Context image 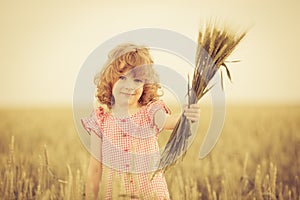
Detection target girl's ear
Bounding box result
[110,96,115,106]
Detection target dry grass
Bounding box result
[0,104,299,199]
[159,22,246,172]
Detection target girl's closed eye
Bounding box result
[119,75,126,80]
[134,79,143,83]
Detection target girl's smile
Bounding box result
[120,92,137,96]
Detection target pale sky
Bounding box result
[1,0,299,107]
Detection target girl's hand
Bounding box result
[183,104,201,123]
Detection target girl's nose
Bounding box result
[124,79,135,90]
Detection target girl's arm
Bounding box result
[86,157,102,199]
[154,104,201,130]
[85,133,102,200]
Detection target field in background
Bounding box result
[0,104,299,199]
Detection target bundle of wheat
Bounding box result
[157,21,247,173]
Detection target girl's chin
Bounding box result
[115,100,139,106]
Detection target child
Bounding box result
[81,43,200,199]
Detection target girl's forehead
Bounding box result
[123,70,144,79]
[123,66,148,76]
[122,72,134,77]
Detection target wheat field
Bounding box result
[0,104,299,199]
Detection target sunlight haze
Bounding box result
[1,0,299,107]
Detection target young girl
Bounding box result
[81,43,200,199]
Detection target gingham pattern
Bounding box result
[81,100,171,199]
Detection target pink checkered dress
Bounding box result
[81,100,171,199]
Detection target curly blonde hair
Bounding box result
[94,43,162,109]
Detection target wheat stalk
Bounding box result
[255,165,263,200]
[65,164,73,200]
[5,136,15,200]
[270,162,277,196]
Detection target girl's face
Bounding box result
[112,72,144,108]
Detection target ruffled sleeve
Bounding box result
[80,107,105,138]
[147,100,171,133]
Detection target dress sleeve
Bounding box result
[147,100,171,133]
[80,108,104,138]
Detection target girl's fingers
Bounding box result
[184,104,200,113]
[184,113,200,120]
[184,111,200,116]
[184,108,200,113]
[183,103,200,109]
[183,104,201,122]
[189,104,201,109]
